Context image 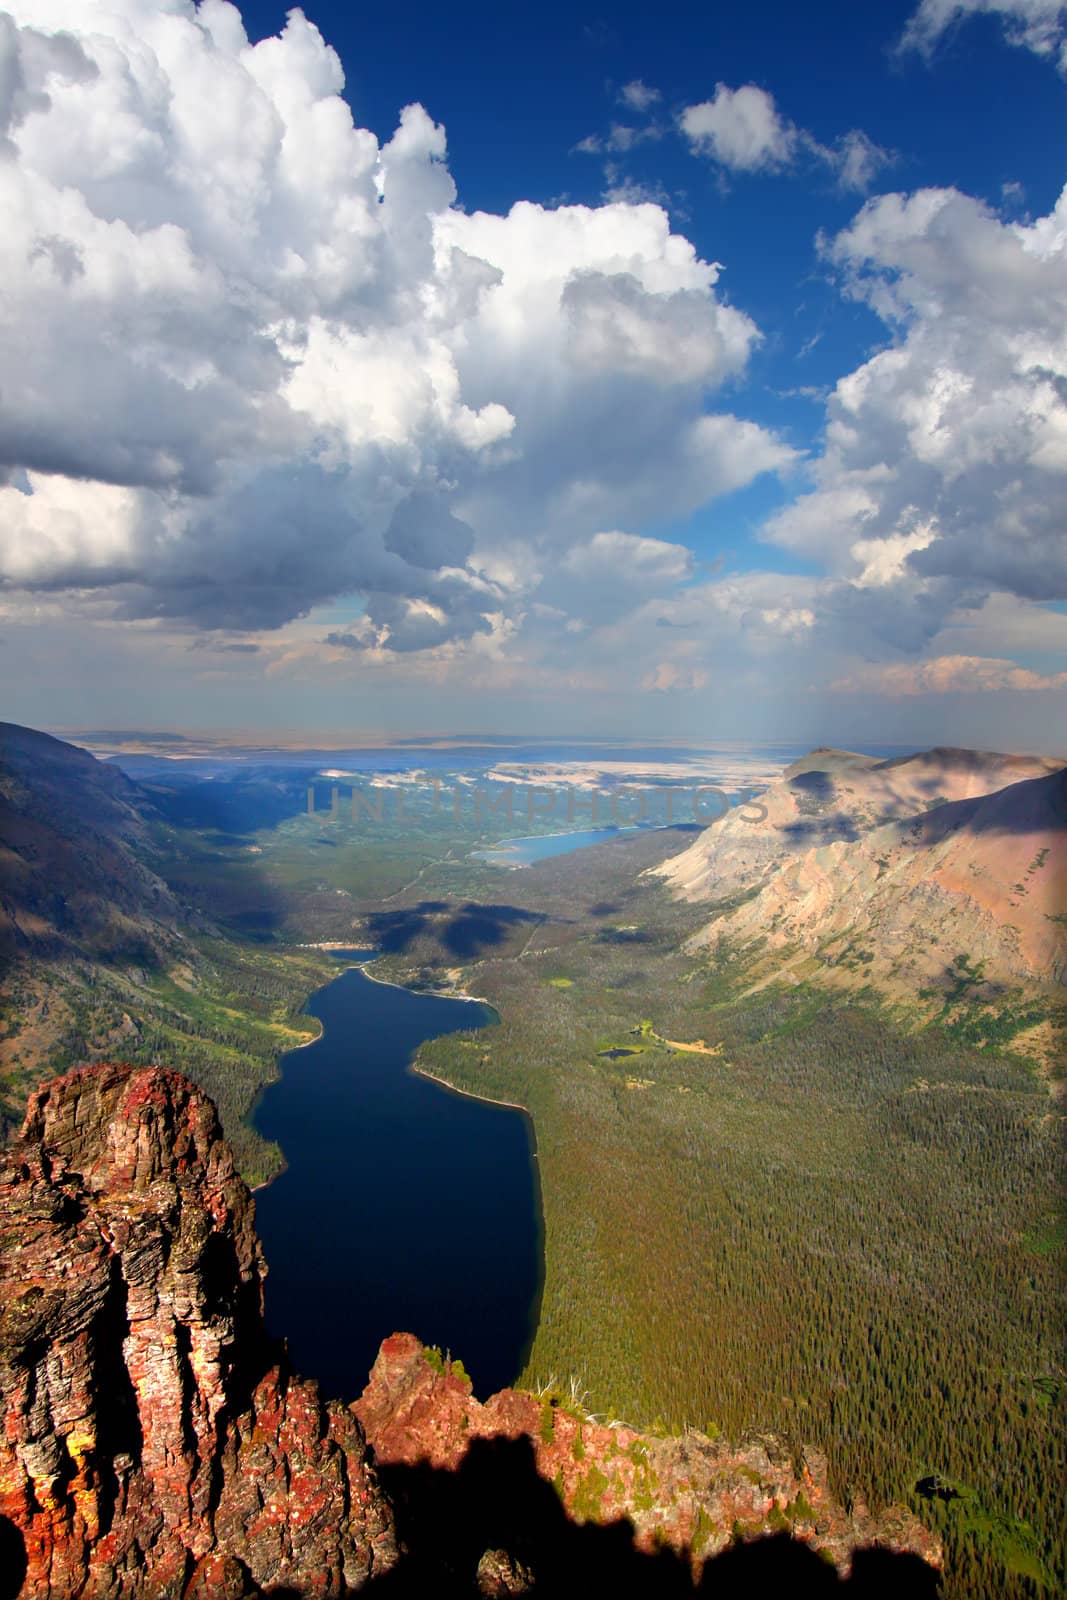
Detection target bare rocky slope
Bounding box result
[654,747,1066,1018]
[0,1062,940,1597]
[655,747,1064,906]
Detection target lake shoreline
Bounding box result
[355,959,497,1010]
[412,1062,532,1124]
[412,1059,546,1381]
[250,958,543,1398]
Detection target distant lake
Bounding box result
[472,823,662,867]
[252,957,540,1402]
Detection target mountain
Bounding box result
[0,1061,940,1597]
[0,721,185,965]
[658,748,1067,1040]
[654,746,1064,905]
[0,721,197,1136]
[0,725,328,1179]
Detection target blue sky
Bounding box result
[235,0,1065,472]
[1,0,1066,746]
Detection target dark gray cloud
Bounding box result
[384,493,476,570]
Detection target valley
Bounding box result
[1,725,1064,1598]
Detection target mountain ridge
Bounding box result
[655,746,1066,1043]
[0,723,331,1177]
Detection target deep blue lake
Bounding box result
[252,957,541,1403]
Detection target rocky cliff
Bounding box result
[355,1333,939,1592]
[0,1063,396,1598]
[0,1062,940,1597]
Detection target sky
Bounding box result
[1,0,1066,748]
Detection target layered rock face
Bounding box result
[0,1063,396,1598]
[355,1333,940,1590]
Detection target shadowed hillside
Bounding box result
[0,725,331,1176]
[0,721,185,966]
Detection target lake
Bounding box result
[471,823,661,867]
[252,956,541,1403]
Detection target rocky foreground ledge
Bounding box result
[355,1333,940,1588]
[0,1064,939,1596]
[0,1064,397,1598]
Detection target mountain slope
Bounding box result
[691,763,1065,974]
[0,725,329,1177]
[654,746,1064,905]
[681,761,1066,1053]
[0,721,184,965]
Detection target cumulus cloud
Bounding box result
[764,182,1067,656]
[832,654,1067,694]
[679,84,893,191]
[618,79,661,113]
[0,10,95,147]
[902,0,1067,72]
[0,0,788,648]
[680,84,796,172]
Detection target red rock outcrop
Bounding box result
[0,1063,396,1598]
[355,1332,940,1585]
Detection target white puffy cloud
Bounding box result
[680,84,796,172]
[679,84,893,192]
[432,202,794,544]
[764,182,1067,654]
[0,9,95,147]
[902,0,1067,72]
[0,0,788,646]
